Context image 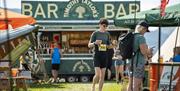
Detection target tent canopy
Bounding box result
[146,12,180,26]
[114,3,180,28]
[0,8,36,30]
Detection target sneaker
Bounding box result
[120,79,124,84]
[51,78,55,83]
[47,78,52,83]
[116,80,119,84]
[55,78,59,83]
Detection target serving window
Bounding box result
[38,30,127,54]
[62,31,92,53]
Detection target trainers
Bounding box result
[51,78,55,83]
[120,79,124,84]
[116,80,119,84]
[55,78,59,83]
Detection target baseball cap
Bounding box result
[138,21,150,32]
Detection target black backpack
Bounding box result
[118,32,135,60]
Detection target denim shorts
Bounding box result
[114,60,124,66]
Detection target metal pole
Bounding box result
[157,23,161,90]
[157,1,163,89]
[168,18,180,91]
[3,0,13,90]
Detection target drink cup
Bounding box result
[11,68,18,77]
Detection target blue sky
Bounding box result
[0,0,179,11]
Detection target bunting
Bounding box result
[160,0,169,16]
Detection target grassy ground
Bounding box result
[29,81,128,91]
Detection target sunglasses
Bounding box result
[102,24,108,28]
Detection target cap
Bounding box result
[99,18,109,26]
[138,21,150,32]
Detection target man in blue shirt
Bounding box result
[51,42,62,83]
[172,47,180,62]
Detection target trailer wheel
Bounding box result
[67,76,76,83]
[142,88,149,91]
[80,76,89,82]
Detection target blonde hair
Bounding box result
[174,46,180,55]
[54,42,58,47]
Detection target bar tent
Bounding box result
[145,6,180,91]
[146,11,180,61]
[114,3,180,28]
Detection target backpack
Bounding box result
[118,32,135,60]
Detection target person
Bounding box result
[170,46,180,62]
[19,53,31,71]
[50,42,62,83]
[88,18,111,91]
[112,40,124,84]
[106,39,114,80]
[127,21,153,91]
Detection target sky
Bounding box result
[0,0,180,11]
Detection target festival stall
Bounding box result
[146,7,180,91]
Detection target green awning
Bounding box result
[114,9,159,28]
[146,12,180,26]
[114,3,180,28]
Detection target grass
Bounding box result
[29,81,128,91]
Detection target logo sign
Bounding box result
[72,60,91,72]
[22,0,140,20]
[159,66,179,90]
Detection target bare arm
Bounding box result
[88,41,95,48]
[59,49,63,57]
[107,44,114,49]
[50,49,53,58]
[140,43,153,59]
[88,32,96,48]
[88,39,104,48]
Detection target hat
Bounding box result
[99,18,109,26]
[138,21,150,32]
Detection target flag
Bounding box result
[160,0,169,16]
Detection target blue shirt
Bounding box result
[173,55,180,62]
[52,48,61,64]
